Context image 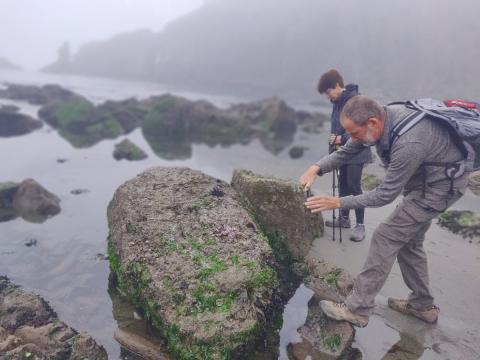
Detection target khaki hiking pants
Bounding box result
[345,175,469,316]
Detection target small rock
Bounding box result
[70,189,89,195]
[288,146,307,159]
[56,158,68,164]
[24,239,37,247]
[95,253,108,261]
[210,185,225,197]
[113,139,147,161]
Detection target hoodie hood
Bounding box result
[334,83,359,105]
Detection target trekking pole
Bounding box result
[331,168,336,242]
[336,168,343,243]
[329,142,337,242]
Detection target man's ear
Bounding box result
[367,117,381,127]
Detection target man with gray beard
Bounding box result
[299,95,469,327]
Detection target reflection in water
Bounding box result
[286,295,357,360]
[108,284,166,360]
[381,331,425,360]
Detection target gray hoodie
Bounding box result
[316,104,467,209]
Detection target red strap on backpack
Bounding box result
[444,99,477,109]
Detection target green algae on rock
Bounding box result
[107,167,287,359]
[113,139,148,161]
[438,210,480,239]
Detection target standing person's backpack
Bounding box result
[388,98,480,195]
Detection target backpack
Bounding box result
[388,98,480,195]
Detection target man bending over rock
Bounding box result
[299,95,470,327]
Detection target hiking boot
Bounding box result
[320,300,369,328]
[350,224,366,242]
[325,216,351,228]
[387,298,440,324]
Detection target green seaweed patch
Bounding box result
[261,230,293,265]
[438,210,480,239]
[324,268,342,288]
[324,334,341,352]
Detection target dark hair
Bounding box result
[341,95,385,126]
[317,69,344,94]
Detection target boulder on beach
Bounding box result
[231,169,324,262]
[0,179,61,223]
[38,96,124,148]
[0,276,107,359]
[107,167,287,359]
[0,84,77,105]
[0,108,42,137]
[113,139,148,161]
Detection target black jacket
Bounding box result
[330,84,372,165]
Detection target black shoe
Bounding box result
[325,217,351,228]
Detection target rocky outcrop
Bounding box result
[141,94,255,159]
[38,96,124,148]
[0,109,42,137]
[113,139,147,161]
[0,276,107,359]
[0,84,77,105]
[468,171,480,197]
[0,179,60,223]
[231,169,323,261]
[107,167,286,359]
[2,82,323,156]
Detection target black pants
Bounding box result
[338,163,365,224]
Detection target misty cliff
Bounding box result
[42,0,480,102]
[0,57,21,70]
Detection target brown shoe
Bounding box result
[388,298,439,324]
[320,300,369,328]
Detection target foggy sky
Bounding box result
[0,0,203,69]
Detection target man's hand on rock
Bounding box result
[305,194,341,213]
[299,164,321,191]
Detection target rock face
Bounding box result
[0,179,61,223]
[113,139,147,161]
[0,109,42,137]
[0,276,107,359]
[107,167,285,359]
[468,171,480,196]
[231,169,324,261]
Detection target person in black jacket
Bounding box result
[316,69,372,241]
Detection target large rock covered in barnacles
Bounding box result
[231,169,324,262]
[107,167,284,359]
